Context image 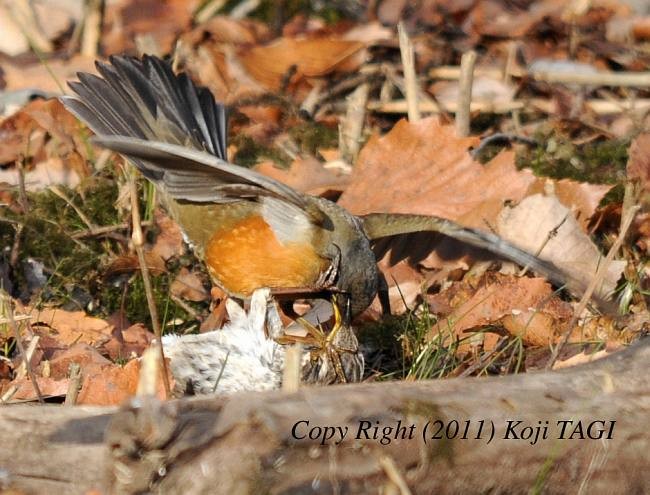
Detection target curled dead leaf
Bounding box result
[427,273,573,347]
[239,37,366,90]
[171,268,209,302]
[29,308,114,347]
[496,194,626,300]
[151,209,185,261]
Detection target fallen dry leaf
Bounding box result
[0,98,90,189]
[151,209,185,261]
[29,308,114,347]
[496,193,626,300]
[2,56,97,93]
[171,267,209,302]
[466,0,565,38]
[102,0,196,56]
[8,376,69,401]
[101,323,154,361]
[526,178,613,228]
[626,132,650,191]
[339,119,535,222]
[0,0,77,56]
[427,273,573,347]
[76,354,170,406]
[239,37,366,91]
[105,251,167,277]
[0,157,82,190]
[48,342,112,380]
[76,359,140,406]
[256,156,349,196]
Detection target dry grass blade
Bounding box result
[340,82,369,164]
[64,362,82,406]
[397,22,419,123]
[137,346,160,397]
[126,165,170,397]
[0,293,42,404]
[546,205,641,369]
[455,50,477,137]
[282,344,302,393]
[379,455,413,495]
[81,0,102,58]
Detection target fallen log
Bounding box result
[1,338,649,494]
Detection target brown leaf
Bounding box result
[171,268,209,302]
[466,0,565,38]
[255,157,349,196]
[496,194,626,299]
[151,209,185,261]
[9,376,69,401]
[105,251,167,277]
[0,99,90,189]
[102,0,195,56]
[2,56,97,93]
[526,178,613,228]
[427,273,573,347]
[101,323,154,361]
[339,119,535,223]
[29,308,114,347]
[76,359,141,406]
[238,37,366,90]
[627,132,650,191]
[48,343,112,380]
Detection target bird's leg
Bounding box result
[294,294,359,383]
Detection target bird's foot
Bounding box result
[294,295,363,384]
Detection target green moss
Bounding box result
[100,273,198,334]
[289,121,338,155]
[0,167,208,335]
[247,0,347,25]
[516,132,629,186]
[0,172,121,302]
[231,134,290,168]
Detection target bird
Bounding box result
[61,55,576,383]
[162,288,361,395]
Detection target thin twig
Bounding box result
[470,133,538,159]
[379,455,413,495]
[546,205,641,369]
[1,293,43,403]
[365,98,650,115]
[64,363,82,406]
[170,293,201,321]
[194,0,227,23]
[16,160,29,212]
[282,344,302,393]
[126,166,171,397]
[80,0,102,58]
[340,83,369,164]
[49,185,96,232]
[136,346,160,397]
[397,22,420,123]
[71,220,152,239]
[430,65,650,87]
[10,223,23,268]
[456,50,477,137]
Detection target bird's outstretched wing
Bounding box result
[61,55,309,210]
[360,212,591,301]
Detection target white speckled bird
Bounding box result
[162,288,362,395]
